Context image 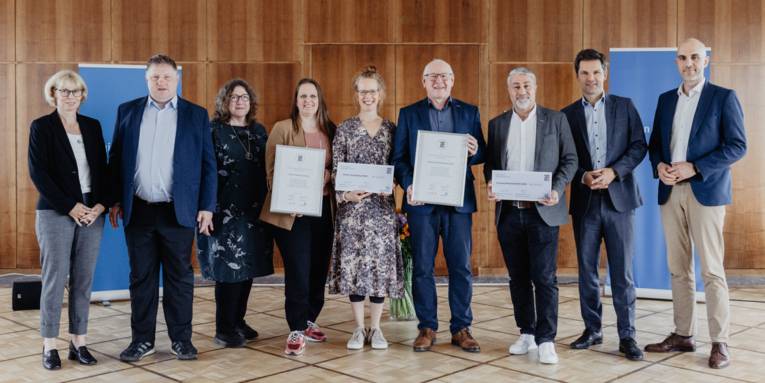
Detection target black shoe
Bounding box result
[570,330,603,349]
[236,322,259,341]
[119,341,155,362]
[68,342,98,365]
[171,341,198,360]
[214,332,246,348]
[619,337,644,361]
[42,348,61,370]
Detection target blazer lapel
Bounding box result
[174,98,187,169]
[688,82,714,145]
[497,111,511,170]
[533,107,547,171]
[572,101,592,165]
[605,95,617,163]
[416,98,431,134]
[662,92,679,159]
[50,111,77,165]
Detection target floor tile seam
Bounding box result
[485,361,569,383]
[312,363,377,383]
[238,365,315,383]
[421,362,487,383]
[655,357,753,383]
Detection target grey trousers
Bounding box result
[35,210,104,338]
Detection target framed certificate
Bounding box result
[335,162,394,194]
[270,145,326,216]
[491,170,552,201]
[412,130,468,207]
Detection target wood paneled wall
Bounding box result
[2,0,763,274]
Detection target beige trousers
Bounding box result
[660,183,730,342]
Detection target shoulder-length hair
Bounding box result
[289,78,335,139]
[213,78,258,125]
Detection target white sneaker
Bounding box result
[347,327,366,350]
[369,328,388,350]
[538,341,559,364]
[509,333,538,355]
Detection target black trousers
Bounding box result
[124,198,195,344]
[272,198,333,331]
[215,280,253,336]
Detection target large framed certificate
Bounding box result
[491,170,552,201]
[270,145,326,217]
[412,131,468,207]
[335,162,394,194]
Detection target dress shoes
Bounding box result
[68,342,98,365]
[413,328,436,352]
[709,342,731,369]
[451,328,480,353]
[42,348,61,370]
[214,332,247,348]
[619,338,644,361]
[569,330,603,349]
[644,333,696,352]
[236,322,259,341]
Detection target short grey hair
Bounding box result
[506,67,537,86]
[43,70,88,108]
[422,59,454,78]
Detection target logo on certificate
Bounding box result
[297,154,303,162]
[439,140,446,149]
[544,174,550,181]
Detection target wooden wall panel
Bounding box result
[0,0,14,62]
[16,0,110,62]
[679,0,765,63]
[398,0,485,43]
[584,0,677,54]
[113,0,206,62]
[0,65,15,268]
[16,64,78,268]
[491,0,583,62]
[310,45,396,122]
[207,0,302,62]
[305,0,396,43]
[178,62,207,110]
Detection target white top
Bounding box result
[134,96,178,203]
[506,107,537,172]
[671,78,705,163]
[66,133,92,193]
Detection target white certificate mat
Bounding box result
[491,170,552,201]
[412,131,468,207]
[270,145,326,216]
[335,162,394,194]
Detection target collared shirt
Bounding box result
[428,97,454,133]
[506,106,537,172]
[671,78,705,162]
[583,95,607,169]
[134,95,178,202]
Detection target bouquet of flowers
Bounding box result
[390,212,416,320]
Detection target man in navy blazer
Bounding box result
[108,54,216,362]
[561,49,647,361]
[393,59,485,353]
[644,38,746,369]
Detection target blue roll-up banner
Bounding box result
[78,64,183,301]
[607,48,709,300]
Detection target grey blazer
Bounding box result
[484,106,578,227]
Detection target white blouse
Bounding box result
[66,133,92,193]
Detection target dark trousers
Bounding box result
[215,280,253,336]
[497,205,559,344]
[124,198,195,344]
[408,207,473,334]
[573,192,636,339]
[272,198,333,331]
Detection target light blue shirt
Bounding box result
[134,96,178,202]
[583,95,607,169]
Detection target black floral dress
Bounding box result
[328,117,404,298]
[197,121,274,283]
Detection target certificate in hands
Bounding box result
[335,162,394,194]
[412,130,468,207]
[270,145,326,217]
[491,170,552,201]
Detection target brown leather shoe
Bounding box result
[413,328,436,352]
[709,342,731,369]
[644,333,696,352]
[451,328,480,353]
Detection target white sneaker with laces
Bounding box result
[509,333,538,355]
[347,327,366,350]
[369,328,388,349]
[538,341,559,364]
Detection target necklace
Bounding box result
[230,124,253,161]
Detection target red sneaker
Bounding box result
[284,331,305,356]
[304,321,327,342]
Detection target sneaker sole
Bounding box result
[214,337,246,348]
[284,346,305,356]
[371,343,389,350]
[119,348,155,362]
[305,336,326,343]
[170,348,197,360]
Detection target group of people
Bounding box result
[29,37,746,372]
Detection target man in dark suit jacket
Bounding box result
[392,59,486,353]
[484,67,577,364]
[108,54,216,362]
[561,49,647,361]
[644,38,746,370]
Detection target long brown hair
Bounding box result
[213,78,258,125]
[289,78,335,139]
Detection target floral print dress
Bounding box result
[328,117,404,298]
[197,121,274,283]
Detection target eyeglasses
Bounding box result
[55,88,83,97]
[424,73,453,82]
[230,94,251,103]
[357,89,379,96]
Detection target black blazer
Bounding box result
[28,110,108,214]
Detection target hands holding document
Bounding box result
[489,170,559,206]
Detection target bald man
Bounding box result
[645,38,747,369]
